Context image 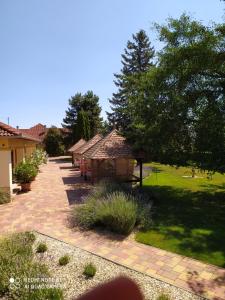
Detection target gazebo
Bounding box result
[68,138,86,167]
[83,129,141,184]
[72,134,102,175]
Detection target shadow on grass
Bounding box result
[140,185,225,267]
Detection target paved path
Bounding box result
[0,157,224,300]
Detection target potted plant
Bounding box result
[14,161,38,192]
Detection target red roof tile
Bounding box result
[68,139,86,152]
[83,129,133,159]
[0,121,41,142]
[74,134,103,155]
[20,123,47,141]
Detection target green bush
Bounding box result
[72,196,99,229]
[36,243,48,253]
[59,255,70,266]
[0,189,10,204]
[98,192,137,235]
[156,294,171,300]
[72,182,152,235]
[28,149,48,169]
[14,161,38,183]
[83,263,96,278]
[0,232,63,299]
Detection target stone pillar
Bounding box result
[0,150,12,194]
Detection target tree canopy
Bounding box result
[43,126,65,156]
[107,30,155,131]
[62,91,102,145]
[113,15,225,173]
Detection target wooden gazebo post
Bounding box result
[137,150,145,188]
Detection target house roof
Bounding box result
[68,138,86,152]
[0,121,41,142]
[20,124,70,142]
[74,134,103,155]
[83,129,133,159]
[20,123,47,141]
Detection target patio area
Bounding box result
[0,157,224,300]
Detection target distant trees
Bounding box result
[107,30,155,132]
[62,91,103,146]
[108,15,225,173]
[43,127,65,156]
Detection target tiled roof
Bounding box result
[74,134,102,155]
[68,139,86,152]
[83,129,133,159]
[0,121,41,142]
[20,123,47,141]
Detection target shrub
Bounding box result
[98,192,138,235]
[59,255,70,266]
[72,196,99,229]
[83,263,96,278]
[14,161,38,183]
[0,232,63,299]
[157,294,171,300]
[29,149,48,169]
[0,189,10,204]
[24,231,36,243]
[72,181,152,235]
[36,243,48,253]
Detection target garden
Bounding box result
[0,231,202,300]
[70,164,225,268]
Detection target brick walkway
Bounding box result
[0,157,224,300]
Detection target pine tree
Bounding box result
[76,110,91,141]
[62,91,102,146]
[107,30,154,131]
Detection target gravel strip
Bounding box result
[34,232,204,300]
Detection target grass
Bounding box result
[136,163,225,267]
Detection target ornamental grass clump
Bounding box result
[59,255,70,266]
[0,232,63,299]
[83,263,96,278]
[72,181,152,235]
[36,242,48,253]
[98,191,138,235]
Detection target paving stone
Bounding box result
[0,157,224,300]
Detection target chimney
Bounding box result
[16,126,19,129]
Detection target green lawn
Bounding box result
[136,163,225,267]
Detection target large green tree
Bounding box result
[107,30,155,131]
[76,109,91,141]
[125,14,225,173]
[62,91,102,145]
[43,126,65,156]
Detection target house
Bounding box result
[20,123,69,143]
[0,121,41,195]
[68,138,86,166]
[82,129,136,183]
[72,134,102,175]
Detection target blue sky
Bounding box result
[0,0,224,128]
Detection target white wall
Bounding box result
[0,150,12,194]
